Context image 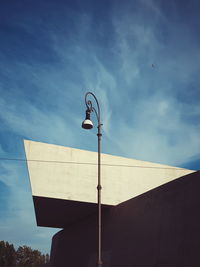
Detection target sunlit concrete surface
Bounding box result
[24,139,194,206]
[24,140,194,228]
[24,140,198,265]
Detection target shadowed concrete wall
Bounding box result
[49,171,200,267]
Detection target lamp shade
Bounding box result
[82,119,93,129]
[82,109,93,129]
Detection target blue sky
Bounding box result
[0,0,200,254]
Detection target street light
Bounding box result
[82,92,103,267]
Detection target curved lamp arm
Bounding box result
[85,92,101,127]
[82,91,103,266]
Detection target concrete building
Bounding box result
[24,140,200,267]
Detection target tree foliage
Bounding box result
[0,241,16,267]
[0,240,49,267]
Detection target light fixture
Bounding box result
[82,109,93,129]
[82,92,103,267]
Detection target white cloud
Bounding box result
[0,94,77,147]
[103,0,200,167]
[110,94,200,166]
[0,0,200,255]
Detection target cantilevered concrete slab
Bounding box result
[24,140,194,228]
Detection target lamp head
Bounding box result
[82,109,93,129]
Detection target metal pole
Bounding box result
[97,124,102,267]
[83,92,103,266]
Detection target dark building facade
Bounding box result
[49,171,200,267]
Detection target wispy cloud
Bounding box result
[0,0,200,254]
[105,0,200,165]
[0,96,76,147]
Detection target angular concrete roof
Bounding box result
[24,140,195,228]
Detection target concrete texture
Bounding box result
[24,140,199,266]
[24,140,194,227]
[49,171,200,267]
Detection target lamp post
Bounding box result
[82,92,103,267]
